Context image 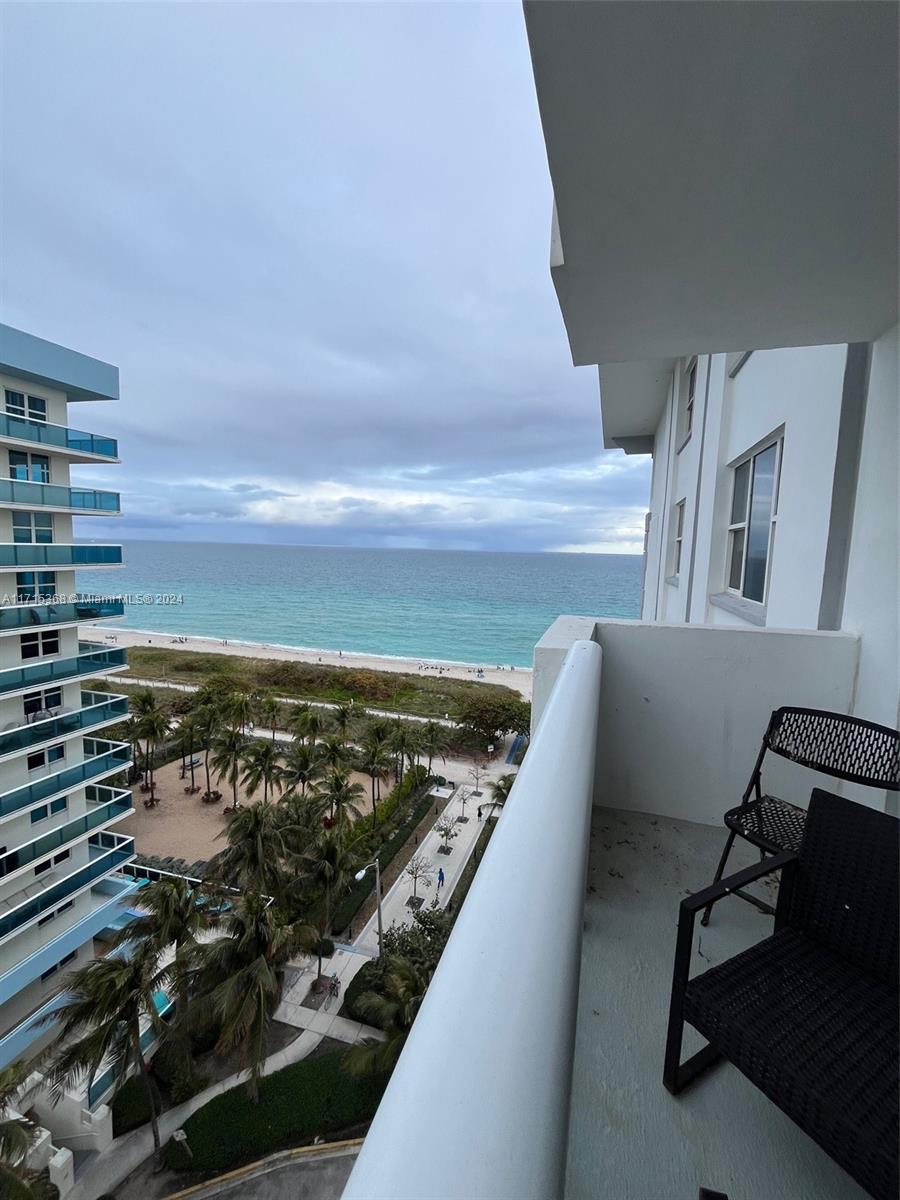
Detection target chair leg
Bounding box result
[700,829,737,927]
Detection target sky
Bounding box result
[0,2,651,554]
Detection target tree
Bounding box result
[390,722,420,786]
[434,815,459,853]
[318,734,349,775]
[456,693,531,745]
[487,771,517,818]
[315,769,365,830]
[281,740,324,798]
[403,853,434,901]
[122,715,144,785]
[228,690,256,736]
[241,739,283,804]
[209,800,291,900]
[467,762,485,796]
[190,894,316,1098]
[42,948,170,1161]
[192,702,223,799]
[210,726,246,811]
[341,957,431,1078]
[258,692,281,742]
[139,707,170,797]
[420,720,449,779]
[303,830,361,976]
[175,714,199,793]
[0,1059,52,1200]
[290,704,324,745]
[356,740,391,830]
[331,701,353,739]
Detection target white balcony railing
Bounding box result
[342,639,602,1200]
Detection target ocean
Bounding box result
[77,541,642,668]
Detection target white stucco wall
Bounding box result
[534,617,863,824]
[842,324,900,737]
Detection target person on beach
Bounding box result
[437,867,445,889]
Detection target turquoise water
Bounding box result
[78,542,642,668]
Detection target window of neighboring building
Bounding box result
[685,359,697,435]
[727,438,782,604]
[673,500,686,577]
[53,849,69,865]
[8,450,50,483]
[16,572,56,602]
[20,630,60,660]
[34,858,52,876]
[5,390,47,422]
[26,744,65,772]
[23,687,63,719]
[12,511,53,544]
[677,358,698,450]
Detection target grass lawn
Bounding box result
[166,1048,387,1173]
[123,646,519,719]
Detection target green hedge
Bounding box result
[111,1074,162,1137]
[165,1050,387,1172]
[331,783,436,936]
[341,959,381,1025]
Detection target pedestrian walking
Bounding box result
[437,867,445,889]
[477,806,482,821]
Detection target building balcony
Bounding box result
[0,411,118,462]
[0,738,131,820]
[0,785,132,883]
[0,832,135,947]
[0,991,68,1072]
[0,478,120,514]
[0,596,125,637]
[0,690,129,761]
[343,619,871,1200]
[0,642,127,698]
[0,873,139,1006]
[0,544,123,570]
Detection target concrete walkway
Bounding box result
[274,944,384,1045]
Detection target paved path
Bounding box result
[274,944,384,1044]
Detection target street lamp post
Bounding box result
[355,859,383,957]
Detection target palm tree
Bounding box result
[175,714,199,792]
[42,948,169,1161]
[303,829,360,977]
[301,707,325,745]
[192,703,222,799]
[287,702,312,742]
[122,715,144,785]
[331,701,353,739]
[487,771,517,817]
[190,894,316,1097]
[390,722,420,786]
[281,740,324,799]
[318,734,349,775]
[209,800,292,900]
[210,726,246,811]
[420,720,449,779]
[341,957,430,1078]
[228,690,256,736]
[241,739,283,804]
[0,1059,50,1200]
[130,689,159,786]
[258,693,281,742]
[139,707,170,798]
[356,741,392,829]
[315,769,365,830]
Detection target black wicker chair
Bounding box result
[701,707,899,926]
[664,789,899,1200]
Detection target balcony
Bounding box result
[0,411,118,462]
[0,991,68,1072]
[0,596,125,636]
[0,738,131,820]
[0,873,140,1005]
[0,544,123,570]
[343,621,870,1200]
[0,690,129,760]
[0,642,127,697]
[0,832,135,946]
[0,785,133,880]
[0,478,120,514]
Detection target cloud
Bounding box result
[3,3,651,553]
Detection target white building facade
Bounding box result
[0,325,136,1189]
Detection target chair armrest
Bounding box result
[680,850,797,916]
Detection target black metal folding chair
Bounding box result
[700,706,899,927]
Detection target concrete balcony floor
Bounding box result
[567,807,868,1200]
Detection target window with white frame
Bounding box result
[5,389,48,422]
[20,630,60,660]
[727,438,782,604]
[685,359,697,436]
[673,499,686,577]
[12,511,53,544]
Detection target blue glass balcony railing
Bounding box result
[0,412,117,459]
[0,643,127,696]
[0,738,131,818]
[88,987,174,1106]
[0,597,125,633]
[0,786,132,877]
[0,479,120,513]
[0,834,135,944]
[0,545,123,568]
[0,691,129,758]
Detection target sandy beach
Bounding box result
[84,625,533,700]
